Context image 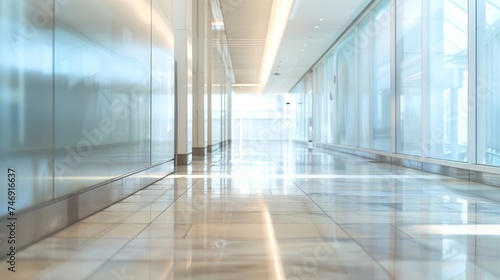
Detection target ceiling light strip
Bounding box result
[259,0,295,88]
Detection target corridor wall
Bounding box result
[0,0,175,253]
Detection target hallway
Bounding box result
[12,141,500,279]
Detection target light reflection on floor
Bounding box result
[8,141,500,279]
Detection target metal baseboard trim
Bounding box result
[0,160,174,258]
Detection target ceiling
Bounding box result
[221,0,373,94]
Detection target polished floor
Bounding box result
[9,141,500,279]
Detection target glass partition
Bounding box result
[0,1,55,210]
[427,0,468,161]
[0,0,175,211]
[288,0,500,172]
[54,0,153,196]
[336,32,358,146]
[477,0,500,166]
[152,0,176,164]
[358,17,372,149]
[372,0,392,152]
[397,0,422,156]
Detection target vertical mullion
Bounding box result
[369,11,374,149]
[394,0,402,154]
[421,0,430,158]
[468,0,477,165]
[477,0,487,165]
[390,0,398,154]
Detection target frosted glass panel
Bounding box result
[358,18,372,149]
[0,0,175,210]
[336,32,358,146]
[0,1,54,210]
[477,0,500,166]
[152,0,175,164]
[312,61,326,143]
[54,0,152,196]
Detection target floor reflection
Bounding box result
[8,141,500,279]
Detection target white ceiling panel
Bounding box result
[221,0,373,94]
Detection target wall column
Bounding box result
[192,0,209,156]
[174,0,193,165]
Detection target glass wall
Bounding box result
[478,0,500,166]
[427,0,468,161]
[54,0,153,195]
[312,61,325,143]
[372,0,392,151]
[336,31,358,146]
[306,0,391,151]
[0,0,55,209]
[152,0,176,164]
[292,0,500,172]
[0,0,175,210]
[358,17,372,149]
[397,0,422,155]
[291,80,307,142]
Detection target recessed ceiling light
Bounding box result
[315,25,319,29]
[319,18,324,21]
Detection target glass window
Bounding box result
[372,0,392,152]
[0,1,54,210]
[397,0,422,155]
[54,0,152,196]
[325,53,335,144]
[477,0,500,166]
[313,61,327,143]
[336,32,358,146]
[291,81,307,142]
[427,0,468,161]
[358,17,372,149]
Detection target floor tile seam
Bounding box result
[22,183,183,259]
[390,163,500,204]
[294,187,395,280]
[418,177,500,205]
[82,169,206,279]
[100,186,190,225]
[278,148,397,280]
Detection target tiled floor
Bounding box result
[8,141,500,279]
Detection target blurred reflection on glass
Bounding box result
[477,0,500,166]
[152,0,175,164]
[397,0,422,156]
[335,31,357,146]
[358,17,371,149]
[0,0,175,209]
[372,0,391,152]
[428,0,468,161]
[0,1,54,210]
